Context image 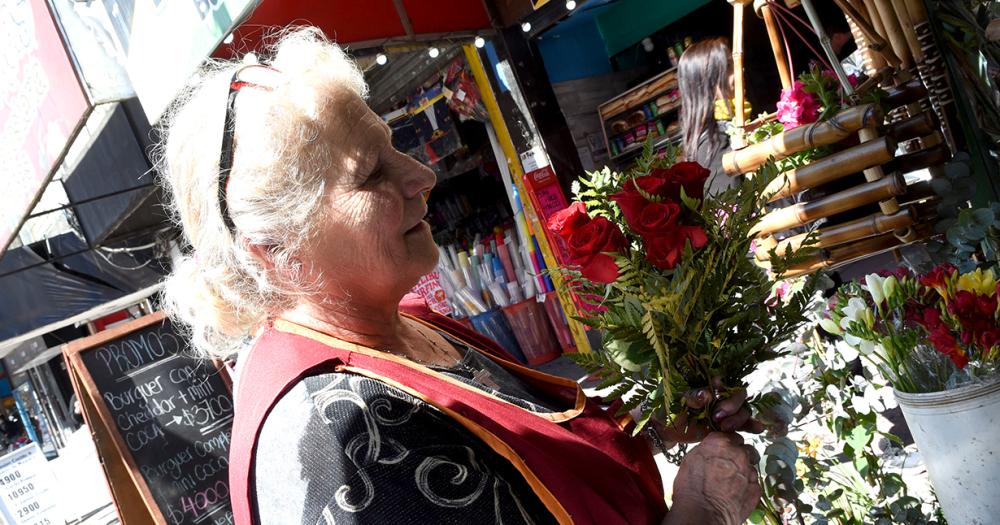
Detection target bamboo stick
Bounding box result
[884,112,936,142]
[837,0,895,69]
[756,1,793,90]
[899,180,935,204]
[904,0,928,24]
[871,0,913,68]
[783,226,931,278]
[883,79,928,108]
[884,143,952,174]
[860,0,892,62]
[732,1,748,149]
[764,136,897,202]
[890,0,924,63]
[723,104,882,175]
[856,126,899,216]
[753,174,906,236]
[828,223,933,264]
[755,208,915,260]
[840,0,884,73]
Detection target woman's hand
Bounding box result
[650,378,765,445]
[664,432,762,525]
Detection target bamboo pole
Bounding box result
[764,136,897,202]
[860,0,890,58]
[890,0,924,63]
[836,0,890,70]
[756,0,793,90]
[783,227,929,278]
[883,79,928,108]
[753,174,906,236]
[871,0,913,68]
[885,143,952,174]
[731,0,749,149]
[723,104,882,175]
[884,112,936,142]
[899,180,936,204]
[755,208,915,260]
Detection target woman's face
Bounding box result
[299,85,439,304]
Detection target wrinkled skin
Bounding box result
[665,432,762,525]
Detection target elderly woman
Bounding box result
[159,28,761,525]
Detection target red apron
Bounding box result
[228,298,666,524]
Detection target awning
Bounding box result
[216,0,493,56]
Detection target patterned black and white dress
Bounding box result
[252,335,561,525]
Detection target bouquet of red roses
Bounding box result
[547,146,817,431]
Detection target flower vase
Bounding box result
[894,378,1000,524]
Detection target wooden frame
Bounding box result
[62,312,232,525]
[597,68,681,165]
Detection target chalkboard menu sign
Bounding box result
[64,312,234,525]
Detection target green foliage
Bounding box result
[566,147,821,434]
[930,203,1000,272]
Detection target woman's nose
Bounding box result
[400,155,437,200]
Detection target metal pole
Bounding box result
[800,0,856,97]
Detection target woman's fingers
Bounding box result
[712,388,748,422]
[739,418,767,434]
[718,406,751,432]
[684,388,712,409]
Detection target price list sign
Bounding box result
[64,313,234,525]
[0,445,62,525]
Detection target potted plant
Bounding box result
[821,266,1000,523]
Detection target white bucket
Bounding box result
[895,378,1000,525]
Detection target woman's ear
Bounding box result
[243,239,279,271]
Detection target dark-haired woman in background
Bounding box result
[677,37,741,196]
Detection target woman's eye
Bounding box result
[363,167,383,186]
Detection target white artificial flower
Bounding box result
[865,274,886,306]
[882,276,899,303]
[839,298,876,355]
[835,340,860,363]
[819,317,843,335]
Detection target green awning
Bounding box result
[595,0,710,57]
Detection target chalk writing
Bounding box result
[79,317,233,525]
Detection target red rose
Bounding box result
[644,226,708,270]
[634,201,681,236]
[636,171,674,197]
[566,217,627,283]
[667,162,710,200]
[610,184,651,230]
[547,202,590,240]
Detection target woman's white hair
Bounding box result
[155,27,367,360]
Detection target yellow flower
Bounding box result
[956,268,997,296]
[798,435,823,458]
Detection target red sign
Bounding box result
[0,1,90,255]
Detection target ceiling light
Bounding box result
[474,36,486,48]
[566,0,576,10]
[521,22,531,32]
[376,53,388,65]
[223,33,234,44]
[428,47,440,58]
